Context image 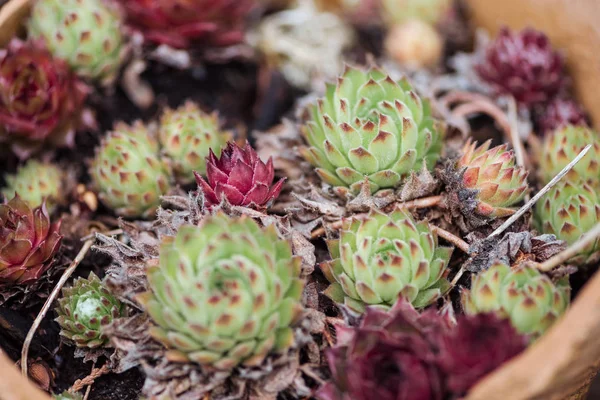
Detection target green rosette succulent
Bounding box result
[534,180,600,265]
[538,125,600,185]
[462,262,570,338]
[158,101,231,184]
[321,207,452,313]
[53,391,83,400]
[55,272,125,348]
[90,121,171,218]
[137,213,305,370]
[28,0,126,82]
[300,66,443,196]
[2,160,66,212]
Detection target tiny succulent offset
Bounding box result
[53,392,83,400]
[476,27,567,106]
[2,160,66,213]
[55,272,125,348]
[120,0,254,49]
[90,121,171,218]
[535,98,588,135]
[301,66,443,195]
[321,207,452,313]
[0,39,88,158]
[137,213,304,369]
[0,195,62,285]
[194,141,285,210]
[158,101,230,184]
[29,0,126,82]
[462,262,570,338]
[538,125,600,185]
[534,180,600,265]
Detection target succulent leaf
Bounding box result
[535,98,588,135]
[53,392,83,400]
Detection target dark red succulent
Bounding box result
[476,27,567,106]
[438,313,527,395]
[0,195,62,285]
[317,300,447,400]
[535,98,588,134]
[194,141,285,209]
[120,0,254,49]
[0,39,89,159]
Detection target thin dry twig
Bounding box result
[70,364,110,393]
[21,238,94,377]
[489,144,592,238]
[428,224,469,252]
[538,222,600,272]
[81,228,122,241]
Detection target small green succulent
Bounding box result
[2,160,65,212]
[53,391,83,400]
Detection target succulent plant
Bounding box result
[120,0,254,49]
[462,262,570,338]
[300,66,443,195]
[2,160,66,213]
[535,98,588,135]
[158,101,230,183]
[137,213,304,369]
[28,0,126,82]
[317,299,447,400]
[321,207,452,313]
[0,195,62,285]
[55,272,125,348]
[451,139,528,218]
[534,180,600,265]
[53,392,83,400]
[438,313,527,395]
[476,27,567,106]
[0,39,89,158]
[384,20,443,69]
[194,141,285,210]
[381,0,451,26]
[90,121,171,219]
[538,125,600,185]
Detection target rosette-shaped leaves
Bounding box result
[120,0,254,49]
[55,272,124,348]
[534,180,600,265]
[90,121,171,218]
[535,98,588,135]
[321,207,452,313]
[538,125,600,185]
[456,140,528,218]
[29,0,126,82]
[438,313,527,395]
[476,28,567,106]
[0,195,62,284]
[137,213,304,369]
[158,101,230,183]
[2,160,66,213]
[300,66,443,195]
[194,141,285,209]
[317,299,446,400]
[0,40,88,158]
[462,262,570,338]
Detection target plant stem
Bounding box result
[428,224,469,252]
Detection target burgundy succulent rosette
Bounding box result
[534,98,588,134]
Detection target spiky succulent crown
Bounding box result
[300,65,443,196]
[462,262,570,338]
[538,125,600,185]
[137,213,304,370]
[2,160,66,213]
[28,0,126,82]
[321,207,452,313]
[55,272,124,348]
[534,180,600,265]
[158,101,231,183]
[90,121,171,218]
[456,139,528,218]
[0,195,62,285]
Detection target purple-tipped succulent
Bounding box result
[535,98,588,135]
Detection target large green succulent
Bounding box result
[137,213,305,370]
[462,262,570,338]
[321,207,452,313]
[90,121,171,218]
[300,65,443,195]
[28,0,126,82]
[534,180,600,265]
[1,160,65,212]
[55,272,125,348]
